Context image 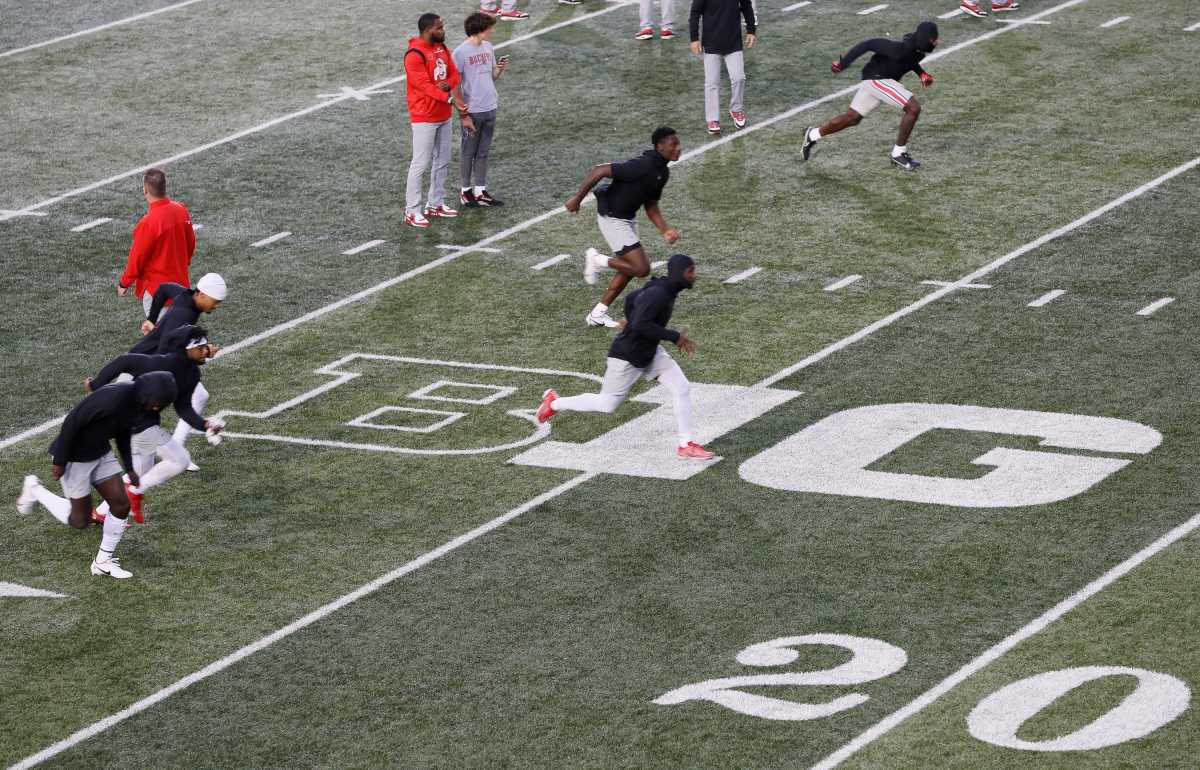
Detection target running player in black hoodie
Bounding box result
[801,21,938,170]
[16,371,177,579]
[534,254,716,460]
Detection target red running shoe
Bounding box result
[659,27,675,39]
[499,9,530,20]
[706,121,721,134]
[125,482,144,524]
[424,204,459,218]
[677,442,716,460]
[537,389,557,423]
[729,109,747,128]
[635,27,654,40]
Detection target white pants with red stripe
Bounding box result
[849,78,912,116]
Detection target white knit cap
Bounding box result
[197,273,227,301]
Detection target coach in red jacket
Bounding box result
[403,13,474,228]
[118,168,195,317]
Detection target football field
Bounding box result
[2,0,1200,767]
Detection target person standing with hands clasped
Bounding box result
[404,13,475,228]
[454,12,510,208]
[118,168,194,318]
[689,0,757,134]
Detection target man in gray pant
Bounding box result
[454,12,510,207]
[689,0,757,134]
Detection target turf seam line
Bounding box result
[0,0,205,60]
[809,511,1200,770]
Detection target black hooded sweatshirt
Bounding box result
[608,254,694,369]
[838,21,938,82]
[49,371,178,470]
[91,325,207,434]
[689,0,757,56]
[131,282,201,354]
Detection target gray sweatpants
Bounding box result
[460,109,497,189]
[703,50,745,123]
[406,118,452,214]
[639,0,675,29]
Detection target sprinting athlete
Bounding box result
[959,1,1018,18]
[801,21,938,170]
[535,253,716,460]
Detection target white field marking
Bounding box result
[0,210,48,222]
[341,239,385,256]
[0,0,204,60]
[938,8,964,19]
[1100,15,1130,27]
[70,217,112,232]
[0,0,1095,453]
[532,254,572,270]
[250,231,291,248]
[824,275,862,292]
[1186,22,1200,32]
[809,511,1200,770]
[3,470,598,770]
[1028,289,1066,307]
[345,405,466,434]
[315,86,393,101]
[0,582,67,599]
[651,260,667,270]
[920,279,992,289]
[1136,297,1175,316]
[996,18,1052,24]
[783,1,812,11]
[724,267,763,284]
[756,153,1200,389]
[0,1,637,221]
[858,4,889,15]
[408,380,518,405]
[437,243,502,253]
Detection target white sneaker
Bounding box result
[585,309,620,328]
[16,474,38,515]
[90,557,133,579]
[583,247,608,285]
[186,462,200,472]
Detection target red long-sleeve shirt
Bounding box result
[120,197,195,299]
[404,36,460,123]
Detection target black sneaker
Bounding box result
[460,189,480,207]
[891,152,921,171]
[476,189,504,207]
[801,126,817,161]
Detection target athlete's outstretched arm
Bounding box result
[834,38,891,71]
[565,164,613,212]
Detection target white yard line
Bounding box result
[70,217,112,233]
[724,267,763,284]
[1186,21,1200,32]
[1027,288,1066,307]
[858,4,889,15]
[250,231,291,248]
[920,279,991,289]
[783,1,812,11]
[0,1,637,221]
[438,244,502,253]
[938,8,964,19]
[0,0,204,60]
[824,275,862,292]
[1136,297,1175,316]
[810,512,1200,770]
[532,254,572,270]
[1100,15,1130,27]
[341,239,386,256]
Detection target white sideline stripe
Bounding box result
[341,239,385,256]
[70,217,111,233]
[1186,22,1200,32]
[251,231,291,248]
[858,4,888,15]
[0,0,204,60]
[1136,297,1175,316]
[724,267,763,284]
[783,1,812,11]
[1100,14,1130,27]
[1027,288,1066,307]
[0,0,1094,453]
[0,1,636,220]
[532,254,572,270]
[756,153,1200,390]
[438,244,502,253]
[824,274,862,292]
[920,279,991,289]
[938,8,964,19]
[810,512,1200,770]
[3,472,596,770]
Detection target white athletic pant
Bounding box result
[172,381,209,446]
[406,118,453,214]
[639,0,675,29]
[142,291,154,317]
[703,50,745,123]
[481,0,519,10]
[552,347,694,446]
[95,431,192,515]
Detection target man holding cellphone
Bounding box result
[454,12,510,208]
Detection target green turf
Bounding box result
[2,0,1199,767]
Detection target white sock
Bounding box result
[591,302,609,316]
[97,512,126,562]
[95,500,110,517]
[892,144,906,158]
[808,127,821,142]
[462,186,472,193]
[474,185,486,195]
[32,483,71,525]
[132,460,186,494]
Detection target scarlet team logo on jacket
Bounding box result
[433,59,447,81]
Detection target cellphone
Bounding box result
[498,55,510,63]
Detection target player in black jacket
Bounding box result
[535,253,716,459]
[16,371,177,579]
[88,325,222,524]
[802,21,938,170]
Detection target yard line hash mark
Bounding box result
[783,2,812,11]
[251,231,291,248]
[1100,15,1130,27]
[858,4,889,15]
[71,218,112,233]
[1027,289,1066,307]
[824,275,862,292]
[532,254,572,270]
[1136,297,1175,316]
[724,267,763,284]
[341,240,385,256]
[1185,22,1200,32]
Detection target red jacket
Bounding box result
[120,197,195,299]
[404,36,460,123]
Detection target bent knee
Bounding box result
[599,397,624,413]
[905,99,921,115]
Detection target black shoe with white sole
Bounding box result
[476,190,504,207]
[801,127,817,161]
[891,152,921,171]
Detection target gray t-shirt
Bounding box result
[452,39,499,114]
